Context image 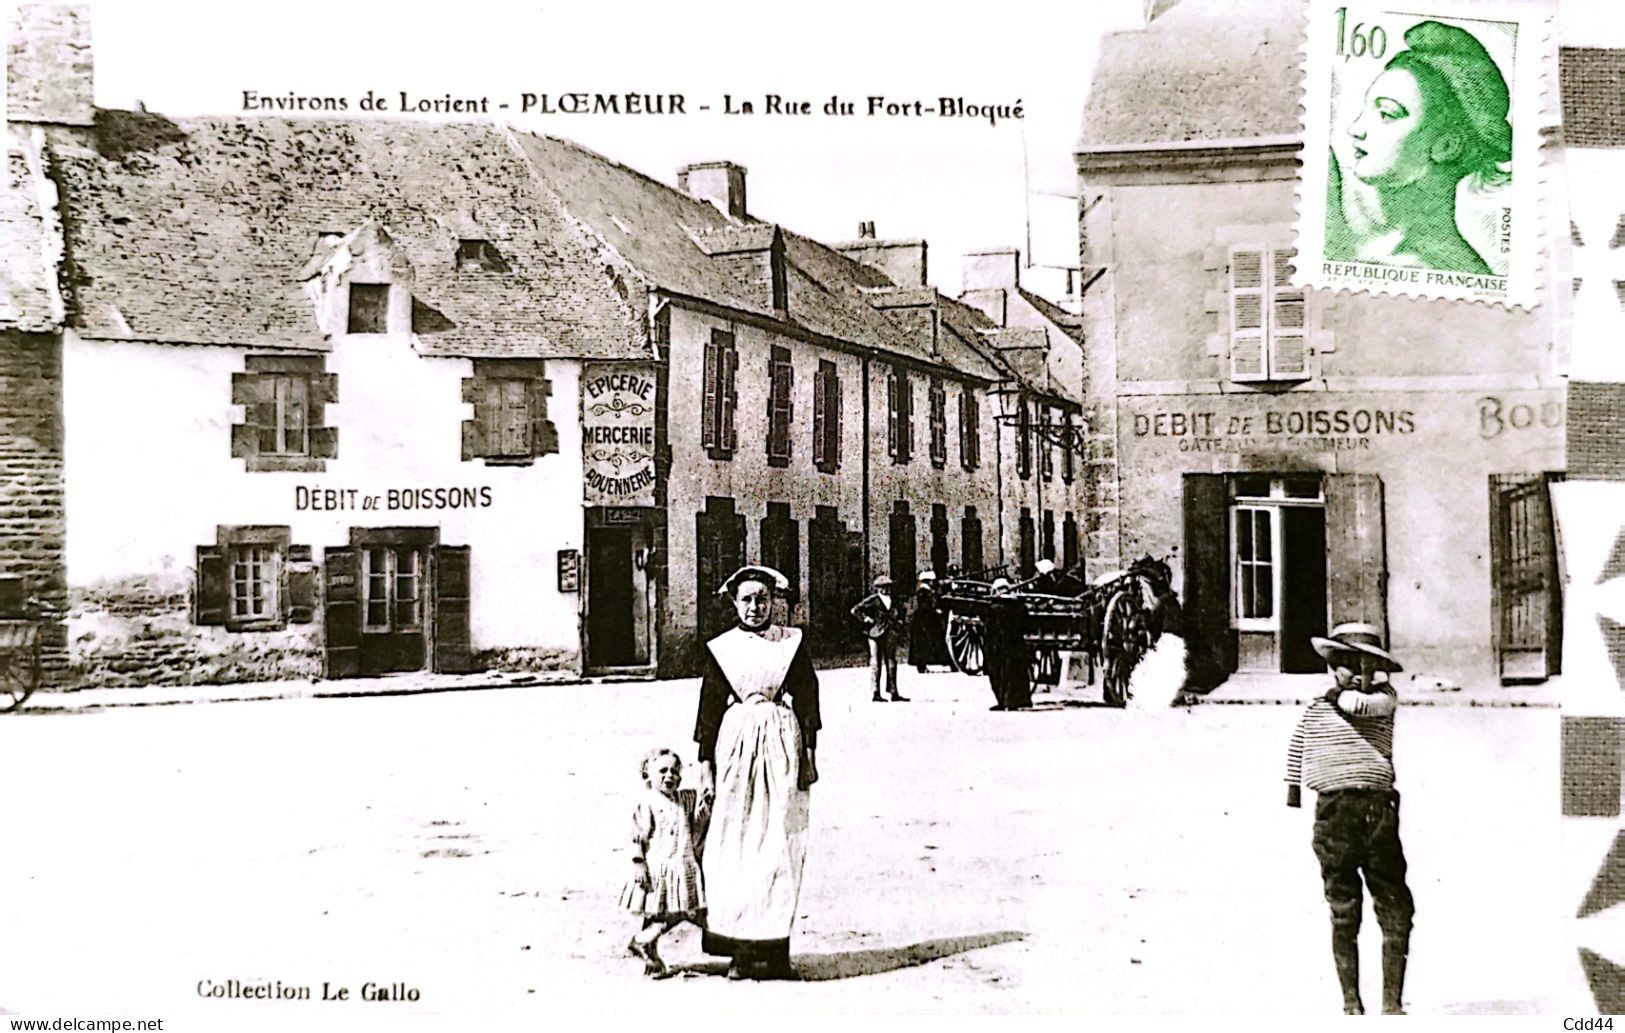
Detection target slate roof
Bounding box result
[43,111,649,358]
[1079,0,1304,149]
[2,131,59,333]
[514,133,995,379]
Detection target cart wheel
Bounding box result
[1101,589,1138,707]
[945,614,986,676]
[0,649,37,713]
[1031,647,1061,686]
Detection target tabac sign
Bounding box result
[582,364,656,506]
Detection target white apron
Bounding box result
[703,626,810,942]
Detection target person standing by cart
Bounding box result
[1284,622,1414,1015]
[909,571,949,673]
[983,579,1033,711]
[851,575,909,702]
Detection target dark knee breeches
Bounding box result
[1311,788,1415,947]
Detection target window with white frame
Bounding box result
[1229,246,1309,383]
[1230,475,1324,630]
[363,546,424,632]
[229,544,279,623]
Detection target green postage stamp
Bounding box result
[1295,0,1550,307]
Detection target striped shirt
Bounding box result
[1284,688,1398,792]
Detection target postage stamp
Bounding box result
[1295,0,1552,306]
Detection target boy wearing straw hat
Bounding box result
[1284,622,1415,1016]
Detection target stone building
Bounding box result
[1076,0,1565,688]
[3,5,1082,688]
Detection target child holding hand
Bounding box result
[620,748,709,978]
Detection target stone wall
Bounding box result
[0,331,67,688]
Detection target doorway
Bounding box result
[1230,475,1328,673]
[1490,473,1563,683]
[586,516,652,671]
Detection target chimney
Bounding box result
[7,5,95,127]
[677,161,748,219]
[835,222,928,289]
[959,247,1022,324]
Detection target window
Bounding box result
[1042,510,1056,562]
[194,525,315,631]
[1063,512,1079,570]
[1018,508,1035,577]
[761,502,800,606]
[363,546,424,632]
[959,388,981,470]
[962,506,984,574]
[766,345,794,466]
[928,378,947,468]
[347,283,390,334]
[230,544,278,623]
[1229,246,1309,382]
[812,359,841,474]
[232,355,337,472]
[1039,407,1054,480]
[1062,412,1075,484]
[1017,401,1032,480]
[887,365,912,464]
[456,239,509,272]
[930,504,950,578]
[461,360,558,464]
[702,330,739,459]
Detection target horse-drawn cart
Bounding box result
[935,557,1173,707]
[0,619,42,713]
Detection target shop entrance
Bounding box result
[586,512,653,671]
[1230,475,1329,673]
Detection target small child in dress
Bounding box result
[620,748,708,978]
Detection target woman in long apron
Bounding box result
[693,565,821,980]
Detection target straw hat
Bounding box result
[1310,622,1403,672]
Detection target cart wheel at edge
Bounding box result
[946,614,986,676]
[0,647,39,714]
[1101,590,1134,707]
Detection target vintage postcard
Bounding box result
[0,0,1617,1027]
[1295,0,1552,306]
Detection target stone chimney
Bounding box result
[960,247,1022,325]
[7,5,94,126]
[835,222,927,289]
[677,161,748,219]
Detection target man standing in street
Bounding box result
[851,575,908,703]
[1284,622,1414,1016]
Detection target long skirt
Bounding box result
[701,697,809,959]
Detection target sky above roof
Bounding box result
[86,0,1144,298]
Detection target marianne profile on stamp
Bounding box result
[1326,20,1512,275]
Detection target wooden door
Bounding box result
[1491,474,1561,682]
[587,527,637,668]
[1183,473,1235,689]
[1325,473,1388,640]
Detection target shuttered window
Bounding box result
[231,355,338,473]
[760,502,801,606]
[962,507,984,575]
[767,345,794,466]
[1229,245,1310,383]
[1039,406,1054,480]
[888,365,912,464]
[959,388,981,470]
[928,378,947,468]
[1061,411,1075,483]
[702,330,738,459]
[195,526,313,632]
[460,361,558,464]
[813,359,840,474]
[1017,401,1032,480]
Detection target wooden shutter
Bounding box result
[929,380,946,466]
[498,379,529,456]
[194,545,228,626]
[721,342,738,451]
[1325,473,1388,641]
[461,375,485,460]
[1269,249,1309,380]
[768,349,792,461]
[1183,474,1236,689]
[886,371,898,458]
[286,554,318,624]
[1039,407,1053,478]
[900,369,913,461]
[434,545,474,673]
[829,366,842,468]
[1062,413,1075,483]
[812,360,827,467]
[322,546,361,679]
[702,336,720,450]
[1229,247,1267,382]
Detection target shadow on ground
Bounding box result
[675,931,1027,981]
